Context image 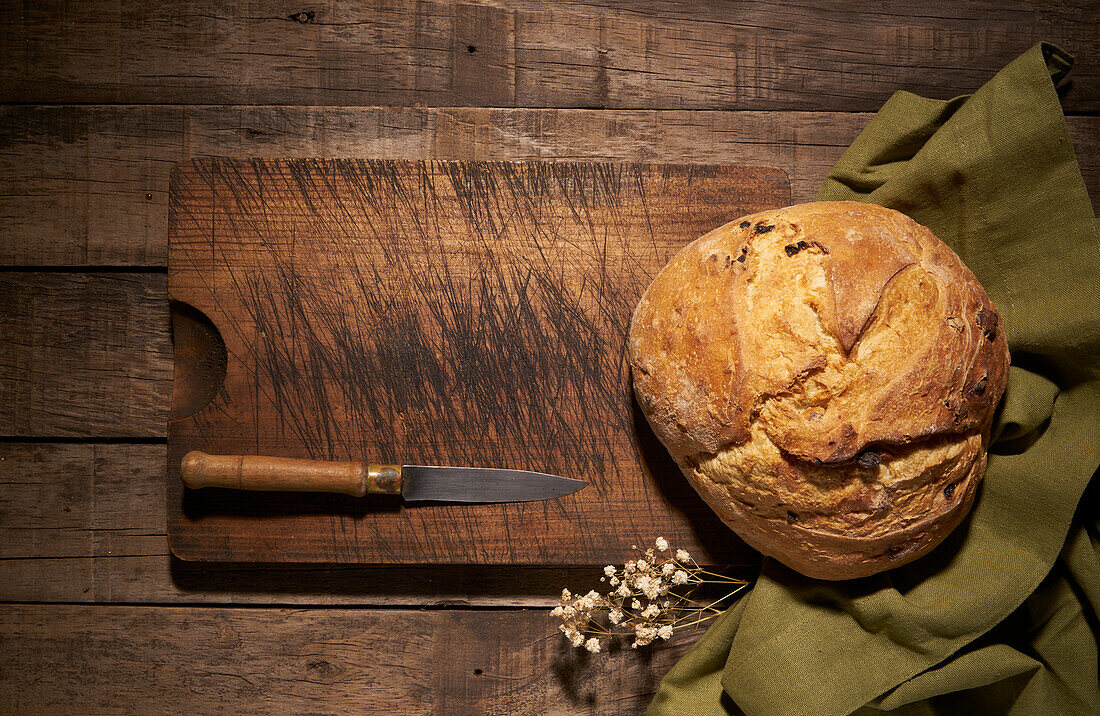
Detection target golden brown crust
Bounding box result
[629,202,1009,580]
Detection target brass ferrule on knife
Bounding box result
[366,464,403,495]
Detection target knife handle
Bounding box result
[180,451,403,497]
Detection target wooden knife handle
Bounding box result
[180,451,403,497]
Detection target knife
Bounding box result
[180,451,586,503]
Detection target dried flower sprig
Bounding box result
[553,538,749,652]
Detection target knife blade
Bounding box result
[180,451,586,503]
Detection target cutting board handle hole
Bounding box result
[170,301,227,420]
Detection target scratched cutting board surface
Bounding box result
[167,158,789,564]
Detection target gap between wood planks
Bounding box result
[0,266,168,273]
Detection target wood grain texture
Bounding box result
[0,604,698,714]
[167,158,788,565]
[1,1,1095,112]
[0,273,171,437]
[0,106,184,266]
[0,442,690,605]
[0,443,165,563]
[3,105,1097,267]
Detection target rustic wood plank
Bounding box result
[1,1,1095,111]
[3,105,1097,267]
[1,442,739,604]
[0,443,164,562]
[0,607,695,712]
[0,603,698,714]
[0,273,170,437]
[0,106,184,266]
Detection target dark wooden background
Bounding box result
[2,2,1097,712]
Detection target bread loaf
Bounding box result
[628,202,1009,579]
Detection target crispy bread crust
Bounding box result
[628,202,1009,579]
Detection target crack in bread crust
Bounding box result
[628,202,1009,580]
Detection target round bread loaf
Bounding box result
[628,201,1009,580]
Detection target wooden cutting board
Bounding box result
[168,158,789,564]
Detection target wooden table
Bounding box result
[2,3,1097,712]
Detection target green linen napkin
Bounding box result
[648,43,1100,716]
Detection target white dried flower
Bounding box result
[636,575,661,600]
[633,624,658,647]
[554,538,748,655]
[575,590,600,612]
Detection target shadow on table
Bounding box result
[550,626,708,711]
[630,393,756,565]
[168,558,609,605]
